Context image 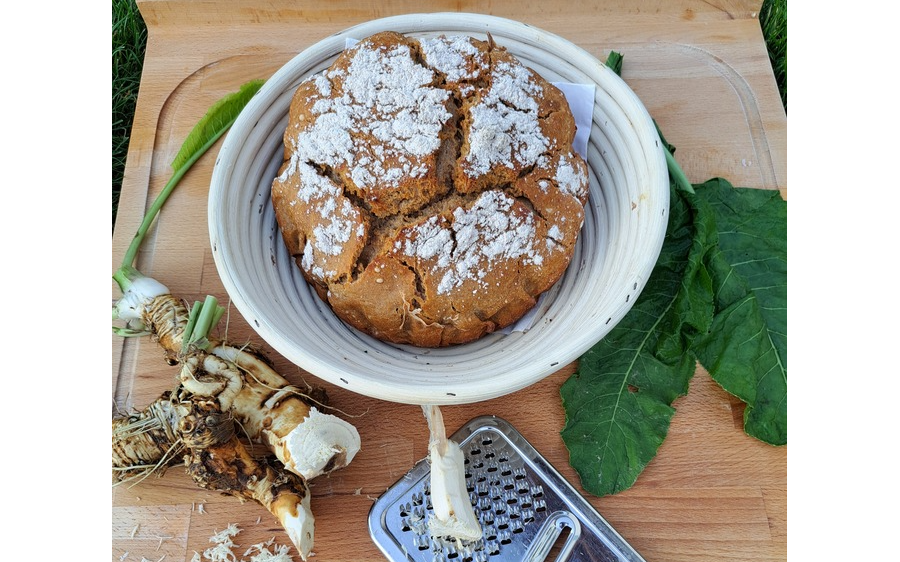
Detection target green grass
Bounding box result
[110,1,786,230]
[760,0,786,109]
[112,0,147,230]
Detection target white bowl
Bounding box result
[209,13,668,405]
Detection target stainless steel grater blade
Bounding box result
[368,416,648,562]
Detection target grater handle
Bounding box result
[522,510,580,562]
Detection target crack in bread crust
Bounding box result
[272,31,589,347]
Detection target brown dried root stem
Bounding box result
[112,391,186,485]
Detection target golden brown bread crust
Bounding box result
[272,31,589,347]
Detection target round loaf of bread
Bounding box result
[271,31,589,347]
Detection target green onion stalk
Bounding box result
[112,79,264,339]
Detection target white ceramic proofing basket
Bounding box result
[209,13,668,405]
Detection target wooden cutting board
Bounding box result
[112,1,786,561]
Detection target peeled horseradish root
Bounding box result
[423,405,483,543]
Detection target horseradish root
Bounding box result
[112,391,187,481]
[113,392,315,559]
[114,271,361,481]
[179,397,315,559]
[422,405,483,542]
[112,281,361,560]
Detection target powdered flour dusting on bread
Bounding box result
[419,35,486,83]
[555,153,589,199]
[286,161,364,281]
[398,190,553,295]
[285,42,451,190]
[465,61,550,176]
[271,32,590,346]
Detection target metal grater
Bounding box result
[369,416,648,562]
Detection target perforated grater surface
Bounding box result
[368,416,648,562]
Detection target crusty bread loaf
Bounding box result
[272,31,589,347]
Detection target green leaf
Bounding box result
[653,121,677,156]
[170,79,265,171]
[561,50,787,499]
[112,326,152,337]
[691,179,787,445]
[118,79,265,271]
[605,51,623,76]
[560,182,717,496]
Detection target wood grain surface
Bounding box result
[112,2,786,561]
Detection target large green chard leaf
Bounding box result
[559,51,787,499]
[559,184,717,496]
[691,179,787,445]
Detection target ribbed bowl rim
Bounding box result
[208,12,668,405]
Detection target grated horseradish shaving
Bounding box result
[243,538,295,562]
[155,534,174,551]
[202,524,240,562]
[192,524,294,562]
